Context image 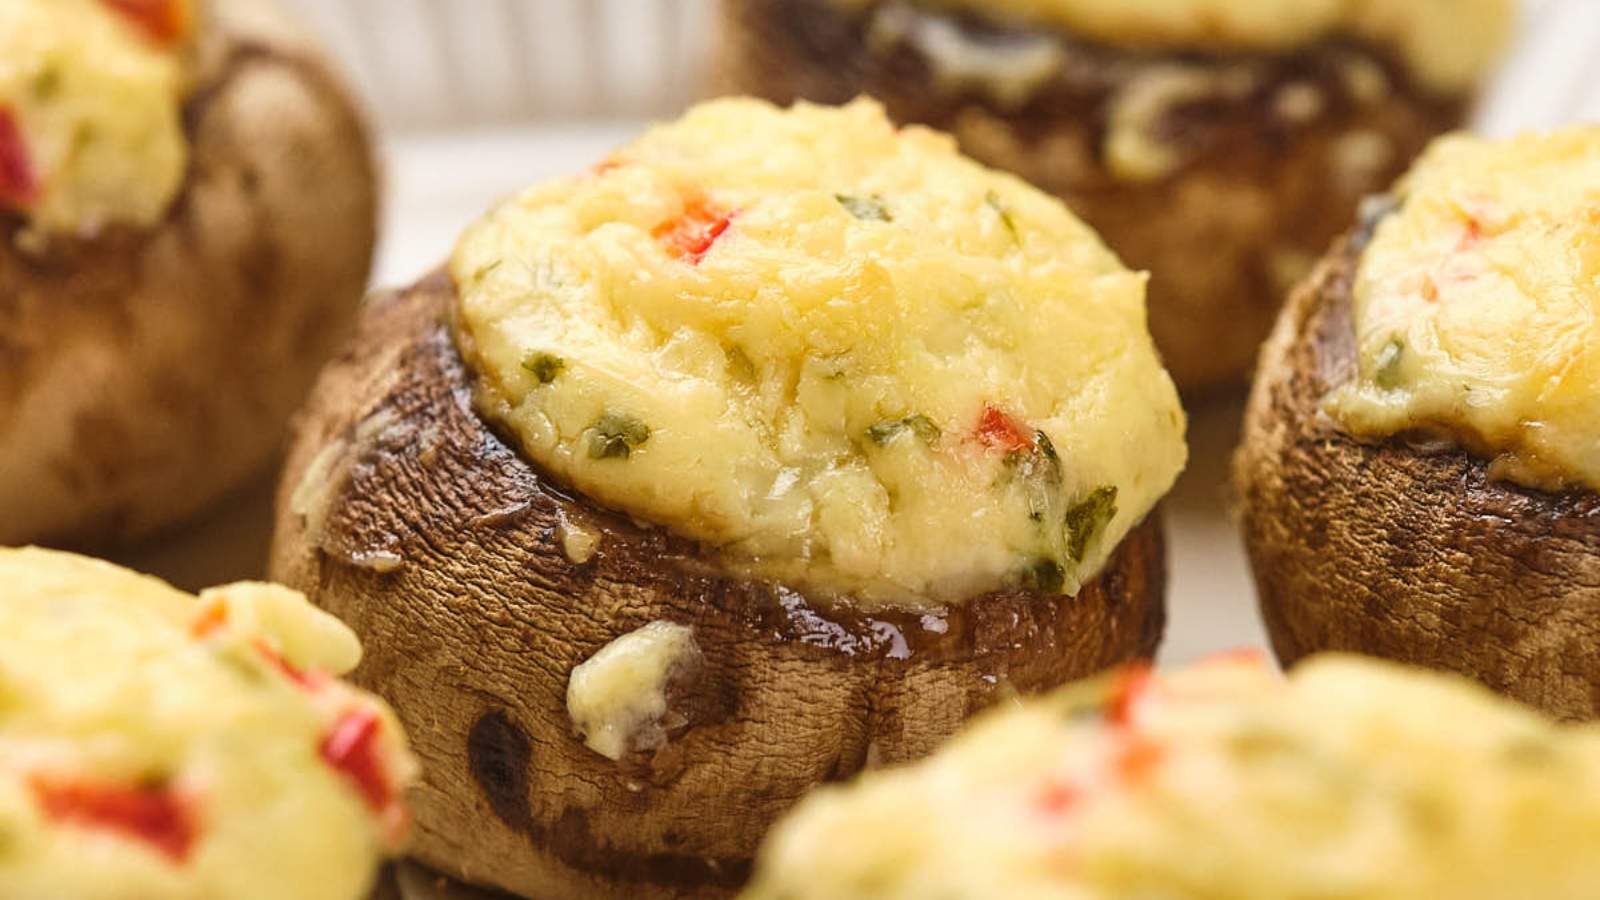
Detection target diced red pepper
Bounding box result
[31,775,197,863]
[1104,664,1154,729]
[1114,736,1164,784]
[1034,778,1083,816]
[99,0,192,46]
[189,603,228,639]
[252,639,325,691]
[321,708,393,814]
[653,197,734,265]
[974,402,1035,454]
[0,107,37,209]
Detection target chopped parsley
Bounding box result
[866,414,941,447]
[836,193,892,222]
[1063,486,1118,563]
[986,190,1019,241]
[521,351,566,384]
[1373,338,1405,390]
[1019,557,1066,594]
[587,413,651,460]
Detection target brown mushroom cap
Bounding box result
[714,0,1468,392]
[1235,223,1600,721]
[0,0,376,546]
[269,272,1167,899]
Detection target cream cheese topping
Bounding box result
[745,652,1600,900]
[0,548,415,900]
[451,98,1185,610]
[1329,127,1600,493]
[566,621,703,762]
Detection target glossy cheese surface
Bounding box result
[451,98,1185,610]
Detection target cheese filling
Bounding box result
[451,98,1185,610]
[0,548,416,900]
[830,0,1511,94]
[745,652,1600,900]
[1329,128,1600,493]
[0,0,194,238]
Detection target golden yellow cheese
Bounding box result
[1329,127,1600,492]
[745,652,1600,900]
[451,97,1186,610]
[0,0,193,238]
[833,0,1511,94]
[566,621,702,762]
[0,547,416,900]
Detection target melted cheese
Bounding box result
[0,548,415,900]
[452,98,1185,610]
[745,653,1600,900]
[566,621,701,762]
[833,0,1511,93]
[1329,128,1600,492]
[0,0,193,238]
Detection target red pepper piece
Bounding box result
[653,198,734,264]
[0,107,37,208]
[321,708,393,814]
[252,639,324,691]
[189,603,228,639]
[100,0,192,45]
[1105,664,1154,729]
[974,402,1035,454]
[1034,778,1083,816]
[1114,736,1164,784]
[31,775,197,863]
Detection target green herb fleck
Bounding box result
[1373,337,1405,390]
[588,413,651,459]
[472,259,503,283]
[986,190,1019,241]
[521,351,566,384]
[865,414,941,447]
[726,345,757,382]
[1019,557,1066,594]
[31,64,61,100]
[1063,486,1118,563]
[836,193,892,222]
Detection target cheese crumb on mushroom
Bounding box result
[566,622,703,762]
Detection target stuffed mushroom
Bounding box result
[745,651,1600,899]
[1237,126,1600,720]
[0,547,416,900]
[270,98,1185,898]
[0,0,377,546]
[715,0,1512,391]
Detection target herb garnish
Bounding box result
[1019,557,1066,594]
[986,190,1019,241]
[521,351,566,384]
[587,413,651,459]
[836,193,892,222]
[866,414,941,447]
[1063,486,1118,563]
[1373,338,1405,390]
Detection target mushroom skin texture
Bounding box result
[1235,222,1600,721]
[714,0,1478,392]
[0,0,377,546]
[269,272,1168,900]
